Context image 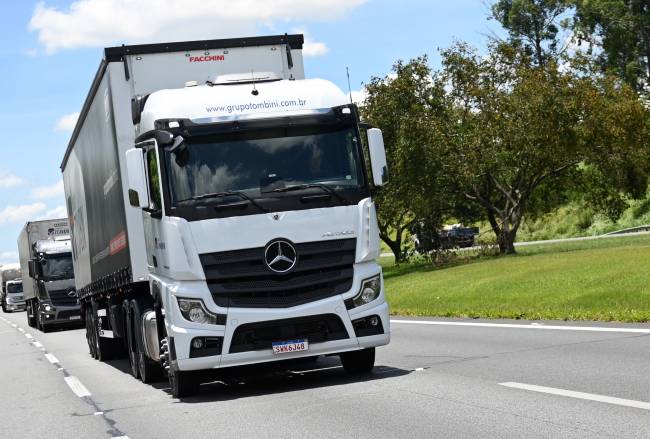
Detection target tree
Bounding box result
[491,0,571,66]
[573,0,650,93]
[362,57,454,262]
[442,42,649,254]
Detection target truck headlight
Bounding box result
[41,303,55,312]
[352,275,381,307]
[176,298,226,325]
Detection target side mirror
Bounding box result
[28,260,38,278]
[367,128,389,186]
[126,148,150,208]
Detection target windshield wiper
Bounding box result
[180,191,268,212]
[266,183,350,205]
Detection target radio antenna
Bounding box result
[251,69,259,96]
[346,66,353,104]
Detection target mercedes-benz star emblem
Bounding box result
[264,240,297,273]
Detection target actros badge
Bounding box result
[264,240,298,273]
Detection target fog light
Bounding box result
[369,316,379,327]
[44,305,52,312]
[192,338,204,349]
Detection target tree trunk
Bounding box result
[497,229,517,254]
[380,230,404,264]
[487,210,521,255]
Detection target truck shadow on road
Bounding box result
[184,357,412,403]
[106,355,412,403]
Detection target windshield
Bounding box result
[41,253,74,280]
[165,125,365,205]
[7,283,22,294]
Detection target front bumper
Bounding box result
[6,302,26,311]
[168,293,390,372]
[40,305,82,326]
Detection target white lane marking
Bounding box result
[44,353,59,364]
[25,333,33,339]
[500,382,650,411]
[11,324,16,328]
[32,341,43,348]
[17,327,24,333]
[93,411,104,416]
[414,367,425,372]
[390,320,650,334]
[112,436,130,439]
[64,376,91,398]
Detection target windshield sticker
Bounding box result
[205,98,307,115]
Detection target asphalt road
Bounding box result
[1,311,648,439]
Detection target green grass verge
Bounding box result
[381,234,650,322]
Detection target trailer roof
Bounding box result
[104,34,303,62]
[61,34,304,170]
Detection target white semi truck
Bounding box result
[18,220,81,331]
[62,34,390,397]
[1,264,22,312]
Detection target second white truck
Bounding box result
[62,34,390,397]
[18,220,81,332]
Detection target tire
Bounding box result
[125,303,140,379]
[340,348,375,374]
[91,300,115,361]
[85,305,97,359]
[37,308,45,332]
[26,301,37,328]
[131,298,162,383]
[168,368,200,398]
[41,320,52,333]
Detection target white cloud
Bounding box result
[292,27,329,57]
[0,203,47,225]
[54,112,80,132]
[40,205,68,219]
[31,180,64,199]
[0,171,24,189]
[0,251,19,265]
[303,37,329,57]
[29,0,366,53]
[349,88,367,105]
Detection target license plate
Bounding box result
[69,315,81,320]
[272,339,308,355]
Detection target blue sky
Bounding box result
[0,0,501,264]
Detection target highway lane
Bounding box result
[1,311,648,438]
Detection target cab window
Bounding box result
[146,148,162,211]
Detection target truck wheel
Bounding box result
[131,298,162,383]
[37,309,45,332]
[169,369,200,398]
[85,306,97,358]
[340,348,375,374]
[91,300,114,361]
[41,319,52,333]
[125,305,140,379]
[27,301,37,328]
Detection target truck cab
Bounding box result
[127,75,390,393]
[25,239,80,331]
